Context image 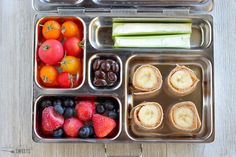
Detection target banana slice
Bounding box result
[166,65,199,97]
[131,102,163,130]
[168,101,201,132]
[132,64,163,93]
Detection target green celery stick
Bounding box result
[113,34,191,48]
[112,18,192,23]
[112,23,192,37]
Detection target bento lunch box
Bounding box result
[32,0,214,143]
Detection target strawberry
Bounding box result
[41,106,64,132]
[57,72,74,88]
[75,100,95,121]
[92,114,116,138]
[63,117,84,137]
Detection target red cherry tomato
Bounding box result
[38,39,64,65]
[64,37,83,57]
[57,72,75,88]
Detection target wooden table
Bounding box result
[1,0,235,156]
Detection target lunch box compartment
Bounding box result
[33,95,122,142]
[88,53,123,91]
[34,16,86,90]
[125,54,213,141]
[89,17,212,50]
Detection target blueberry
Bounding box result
[53,128,64,138]
[79,126,90,138]
[108,111,118,120]
[96,104,105,114]
[88,125,94,136]
[41,100,52,108]
[63,107,74,118]
[104,100,115,111]
[64,99,75,107]
[54,104,65,115]
[53,99,63,107]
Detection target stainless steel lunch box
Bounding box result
[32,0,214,143]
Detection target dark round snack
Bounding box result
[95,70,106,79]
[104,100,115,111]
[93,79,107,87]
[93,59,101,70]
[53,128,64,138]
[96,104,106,114]
[64,99,75,107]
[107,72,117,83]
[53,99,63,107]
[108,111,118,120]
[101,61,111,72]
[106,59,115,65]
[79,126,91,138]
[63,107,74,118]
[111,62,119,73]
[54,103,65,115]
[41,100,52,109]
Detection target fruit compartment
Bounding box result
[33,95,122,142]
[34,16,86,90]
[88,53,123,91]
[125,54,213,141]
[89,16,212,50]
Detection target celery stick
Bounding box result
[112,18,192,23]
[113,34,191,48]
[112,23,192,36]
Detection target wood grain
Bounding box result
[0,0,236,157]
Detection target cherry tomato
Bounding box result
[42,20,61,40]
[64,37,83,57]
[60,56,82,75]
[40,65,58,84]
[38,39,64,65]
[61,21,79,38]
[57,72,75,88]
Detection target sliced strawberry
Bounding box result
[41,129,53,136]
[92,114,116,138]
[63,117,84,137]
[42,106,64,132]
[75,100,95,121]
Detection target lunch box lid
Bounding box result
[32,0,213,13]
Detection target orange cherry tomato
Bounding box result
[61,21,79,38]
[40,65,58,84]
[60,56,82,75]
[42,20,61,40]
